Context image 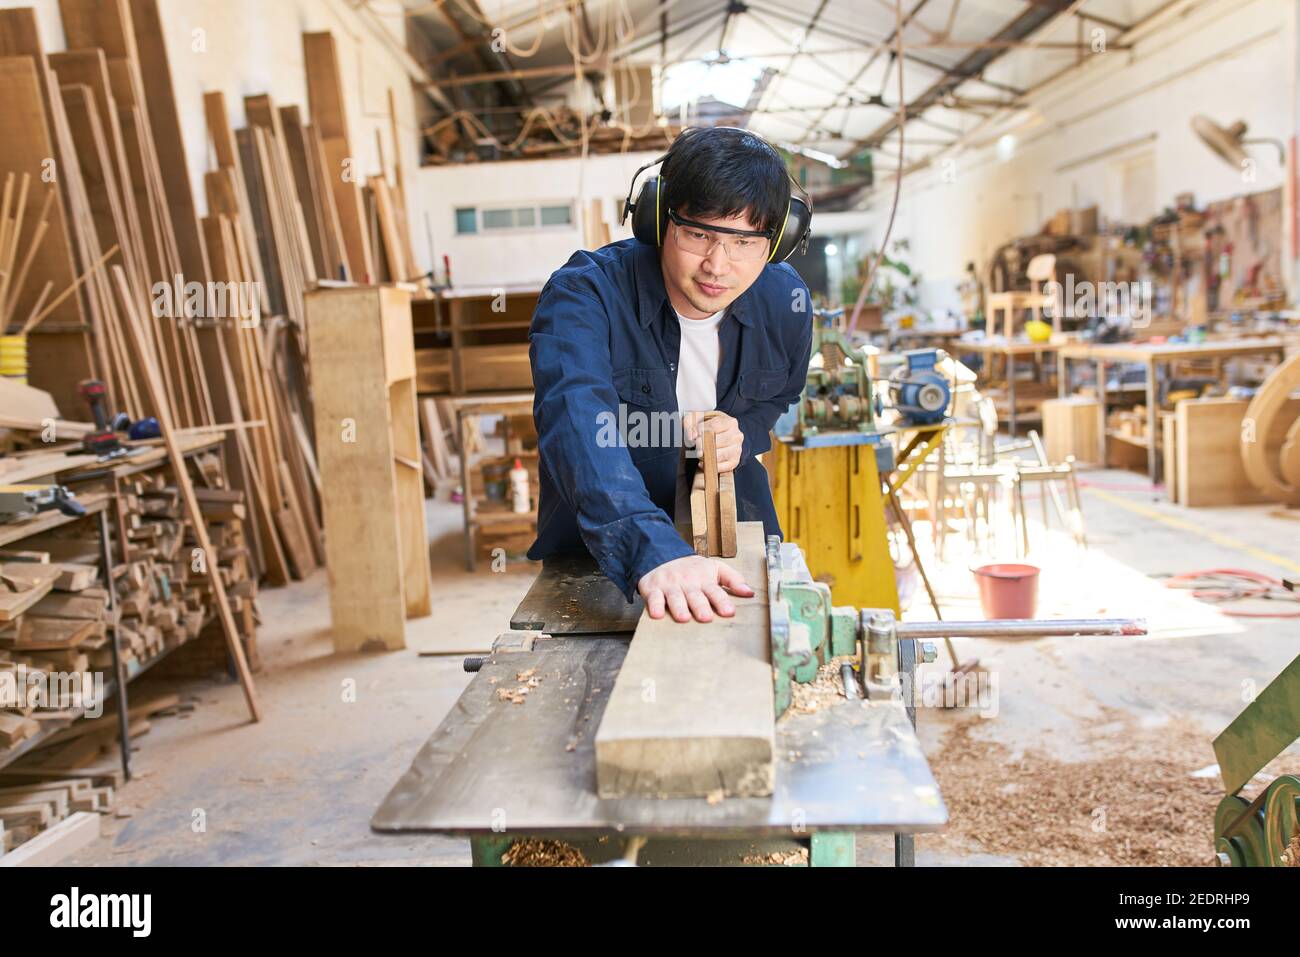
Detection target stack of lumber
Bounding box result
[0,4,324,591]
[113,467,258,670]
[0,691,189,862]
[0,782,107,861]
[0,2,213,424]
[1,577,108,686]
[201,91,323,586]
[0,559,102,749]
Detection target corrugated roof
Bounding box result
[404,0,1171,164]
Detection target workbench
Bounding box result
[372,555,948,867]
[953,338,1059,437]
[1056,338,1287,482]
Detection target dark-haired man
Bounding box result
[527,127,813,624]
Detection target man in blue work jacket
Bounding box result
[528,127,814,624]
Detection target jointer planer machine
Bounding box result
[372,532,1143,867]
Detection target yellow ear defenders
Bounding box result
[620,128,813,263]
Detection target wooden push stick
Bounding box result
[689,412,738,558]
[109,266,262,722]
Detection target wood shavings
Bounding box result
[501,838,588,867]
[1282,831,1300,867]
[742,848,808,866]
[495,668,542,704]
[785,655,856,717]
[925,708,1300,866]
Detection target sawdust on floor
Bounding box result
[742,847,809,866]
[501,838,588,867]
[1282,832,1300,867]
[926,707,1300,866]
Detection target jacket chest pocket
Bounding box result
[613,367,673,408]
[730,368,788,413]
[611,367,678,463]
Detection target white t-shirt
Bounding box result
[673,308,725,523]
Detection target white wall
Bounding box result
[855,0,1294,310]
[416,150,663,287]
[0,0,425,264]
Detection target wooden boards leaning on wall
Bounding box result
[594,521,774,799]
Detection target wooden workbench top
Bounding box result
[1056,337,1286,362]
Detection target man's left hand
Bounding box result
[685,412,744,473]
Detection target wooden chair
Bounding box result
[985,253,1058,340]
[914,395,1086,559]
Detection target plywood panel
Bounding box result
[1175,397,1300,507]
[305,286,428,651]
[1042,397,1101,467]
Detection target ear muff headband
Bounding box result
[622,131,812,262]
[767,198,791,263]
[655,177,663,246]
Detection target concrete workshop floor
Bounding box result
[65,469,1300,867]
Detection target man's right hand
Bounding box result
[637,555,755,623]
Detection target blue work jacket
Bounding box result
[527,238,813,600]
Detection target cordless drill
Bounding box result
[78,378,124,458]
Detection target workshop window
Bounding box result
[540,204,572,226]
[482,208,516,230]
[460,203,575,234]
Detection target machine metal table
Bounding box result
[373,548,1141,866]
[373,556,948,867]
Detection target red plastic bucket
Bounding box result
[973,563,1040,620]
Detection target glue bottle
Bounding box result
[510,458,530,514]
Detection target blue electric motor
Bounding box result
[890,349,951,425]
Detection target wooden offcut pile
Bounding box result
[0,780,110,858]
[0,691,189,859]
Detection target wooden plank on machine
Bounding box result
[594,521,774,799]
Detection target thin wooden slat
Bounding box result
[109,264,260,722]
[279,104,329,279]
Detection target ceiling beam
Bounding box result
[850,0,1077,151]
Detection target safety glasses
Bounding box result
[667,210,772,262]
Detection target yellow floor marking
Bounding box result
[1085,487,1300,578]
